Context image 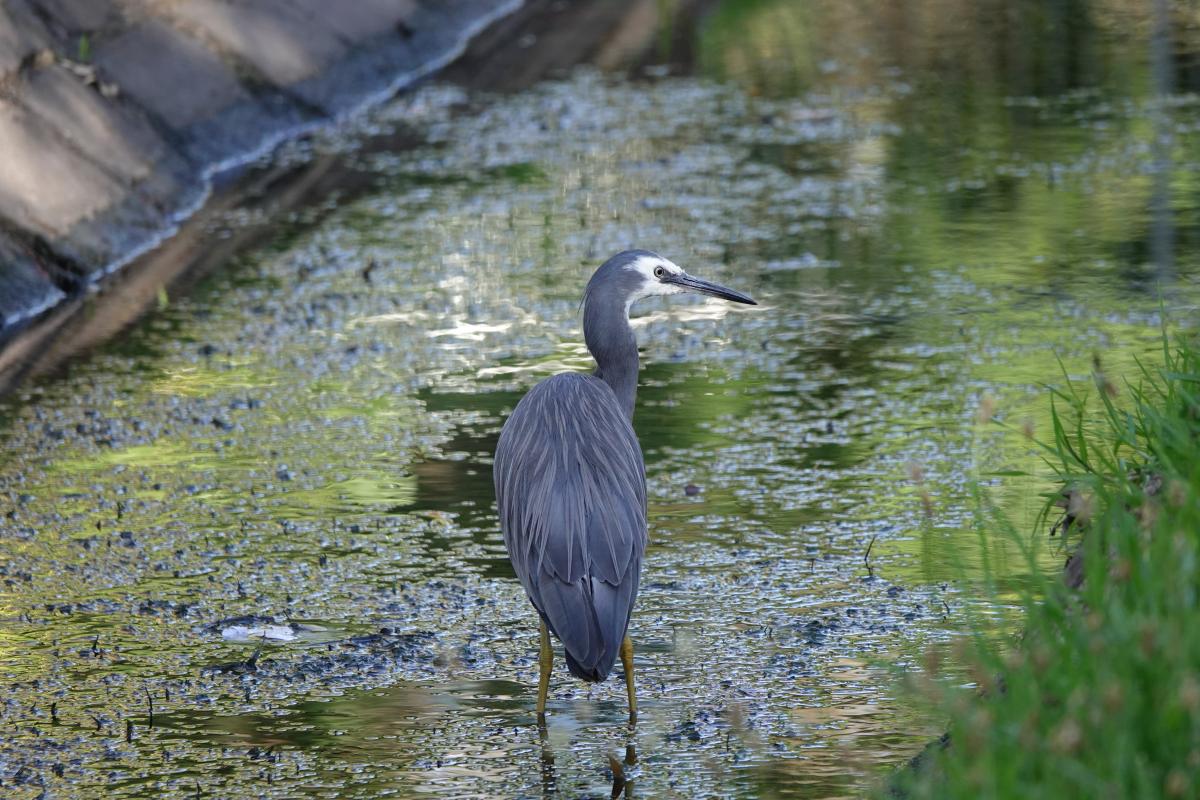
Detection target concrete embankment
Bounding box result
[0,0,519,335]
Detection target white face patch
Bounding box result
[623,255,685,310]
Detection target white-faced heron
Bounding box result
[493,250,756,722]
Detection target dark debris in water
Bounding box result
[262,631,437,681]
[202,630,437,685]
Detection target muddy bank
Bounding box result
[0,0,521,335]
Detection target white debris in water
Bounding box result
[220,624,297,642]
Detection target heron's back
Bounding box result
[494,372,647,682]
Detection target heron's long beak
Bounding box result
[670,272,757,305]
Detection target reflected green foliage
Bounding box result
[701,0,1199,100]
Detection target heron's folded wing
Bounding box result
[494,372,647,680]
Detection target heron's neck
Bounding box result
[584,298,639,420]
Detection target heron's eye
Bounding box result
[653,266,666,279]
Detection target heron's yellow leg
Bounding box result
[620,635,637,724]
[537,619,553,719]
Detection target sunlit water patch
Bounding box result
[2,16,1200,799]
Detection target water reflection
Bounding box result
[1150,0,1177,281]
[1,1,1199,797]
[537,720,637,799]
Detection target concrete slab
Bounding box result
[20,64,169,183]
[293,0,518,116]
[50,176,201,270]
[176,91,313,169]
[0,0,52,78]
[166,0,349,86]
[93,20,250,129]
[0,101,125,239]
[287,0,419,44]
[28,0,121,34]
[0,247,64,329]
[14,62,199,270]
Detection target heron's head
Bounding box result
[585,250,757,315]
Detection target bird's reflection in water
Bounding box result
[537,721,557,797]
[537,721,637,798]
[607,742,638,799]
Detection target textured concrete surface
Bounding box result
[0,0,520,332]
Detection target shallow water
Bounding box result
[3,2,1200,797]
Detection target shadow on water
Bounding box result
[1,1,1200,798]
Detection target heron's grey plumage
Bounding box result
[494,249,755,691]
[494,372,646,681]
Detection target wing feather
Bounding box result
[494,372,647,682]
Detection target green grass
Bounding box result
[891,334,1200,799]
